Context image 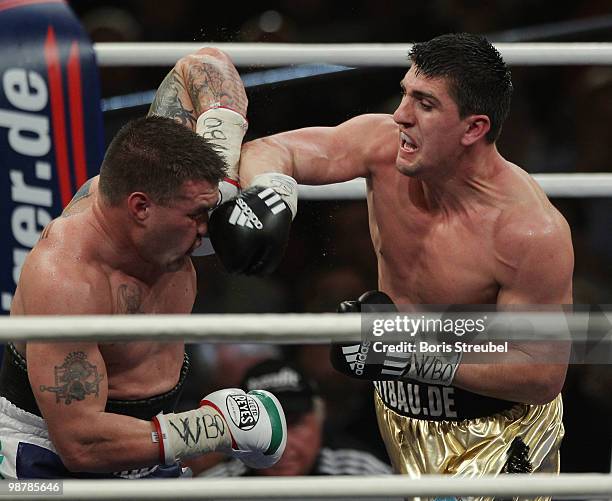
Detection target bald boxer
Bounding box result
[0,49,287,479]
[228,33,573,487]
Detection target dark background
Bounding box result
[70,0,612,473]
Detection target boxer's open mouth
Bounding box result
[400,132,418,152]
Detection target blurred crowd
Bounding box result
[68,0,612,475]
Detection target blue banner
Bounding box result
[0,0,104,314]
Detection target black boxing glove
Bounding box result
[332,291,462,385]
[330,291,399,380]
[337,290,397,314]
[208,184,292,274]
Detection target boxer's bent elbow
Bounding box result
[520,365,567,405]
[529,365,567,405]
[193,47,230,60]
[56,443,97,473]
[51,432,109,473]
[173,48,232,90]
[177,47,230,68]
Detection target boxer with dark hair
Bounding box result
[230,33,573,485]
[1,49,287,479]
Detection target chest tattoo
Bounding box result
[116,284,144,314]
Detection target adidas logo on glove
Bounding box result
[208,182,294,275]
[257,187,288,215]
[228,189,288,230]
[229,198,264,229]
[342,342,371,376]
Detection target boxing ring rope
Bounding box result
[298,173,612,199]
[5,474,612,499]
[0,311,605,343]
[93,42,612,67]
[92,43,612,199]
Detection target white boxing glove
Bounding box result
[204,388,287,468]
[152,388,286,469]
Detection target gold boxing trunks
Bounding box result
[374,383,563,501]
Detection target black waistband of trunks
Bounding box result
[374,379,519,421]
[0,343,190,421]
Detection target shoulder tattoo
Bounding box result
[62,178,95,217]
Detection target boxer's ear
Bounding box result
[128,192,151,222]
[461,115,490,146]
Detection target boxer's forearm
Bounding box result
[240,116,377,187]
[148,68,197,129]
[239,136,296,186]
[453,353,568,405]
[177,49,247,117]
[49,412,160,473]
[148,48,248,129]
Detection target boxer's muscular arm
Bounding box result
[28,342,160,472]
[20,258,159,473]
[148,47,247,127]
[149,48,248,189]
[239,114,395,186]
[453,214,573,405]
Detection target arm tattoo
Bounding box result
[39,351,104,404]
[116,284,144,314]
[148,69,197,129]
[186,62,247,115]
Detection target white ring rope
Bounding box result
[0,312,605,343]
[0,314,357,343]
[94,42,612,67]
[93,42,612,199]
[299,173,612,200]
[4,474,611,499]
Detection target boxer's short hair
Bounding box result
[409,33,513,143]
[99,116,226,206]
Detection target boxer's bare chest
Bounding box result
[369,180,500,305]
[99,340,185,398]
[109,269,195,315]
[97,270,193,396]
[15,269,194,397]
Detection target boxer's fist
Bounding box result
[202,388,287,469]
[331,291,398,380]
[331,291,461,385]
[337,290,397,314]
[152,388,286,468]
[208,185,292,274]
